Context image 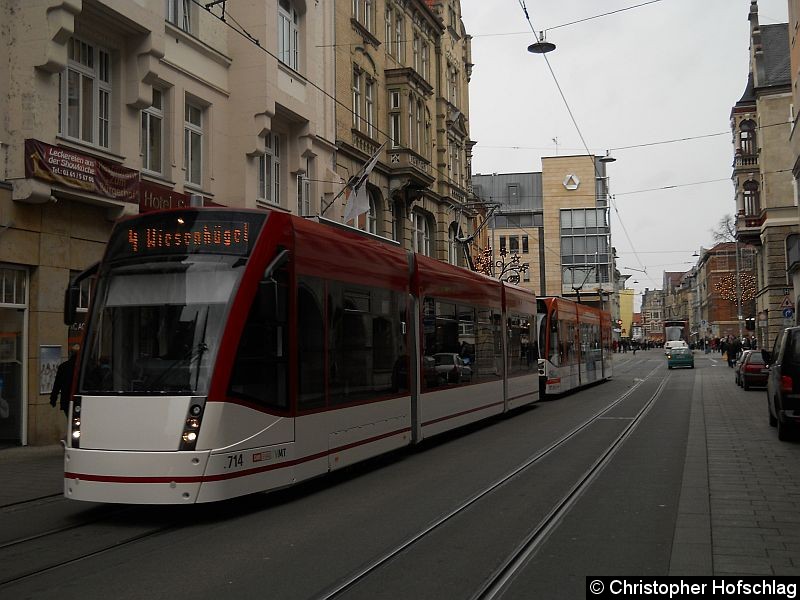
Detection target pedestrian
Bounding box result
[50,344,79,417]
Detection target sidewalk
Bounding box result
[671,352,800,575]
[0,444,63,505]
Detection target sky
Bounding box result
[460,0,789,309]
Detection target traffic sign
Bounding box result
[781,296,793,309]
[784,307,795,319]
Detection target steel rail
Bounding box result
[312,365,662,600]
[472,373,671,600]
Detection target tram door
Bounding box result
[0,267,27,446]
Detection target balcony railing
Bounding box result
[733,153,758,168]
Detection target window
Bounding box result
[167,0,192,33]
[141,89,163,174]
[352,69,361,129]
[743,180,760,215]
[413,33,420,72]
[58,37,112,148]
[421,41,430,80]
[229,267,289,410]
[258,133,282,205]
[364,0,373,32]
[416,99,423,153]
[395,15,404,62]
[522,235,529,253]
[509,236,519,254]
[508,184,520,205]
[739,119,756,156]
[184,100,203,187]
[499,236,506,253]
[412,210,431,256]
[507,313,535,376]
[354,191,378,234]
[389,90,401,148]
[421,299,502,388]
[278,0,300,70]
[327,284,406,405]
[385,8,393,56]
[365,79,375,137]
[297,174,311,216]
[448,223,462,265]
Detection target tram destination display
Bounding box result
[108,210,266,259]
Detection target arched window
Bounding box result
[412,210,432,256]
[448,223,462,265]
[739,119,756,156]
[352,188,379,234]
[743,180,760,215]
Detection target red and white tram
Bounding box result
[62,208,539,504]
[536,297,612,396]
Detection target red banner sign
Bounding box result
[24,139,139,203]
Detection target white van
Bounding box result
[664,340,689,355]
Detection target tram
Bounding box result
[663,319,689,345]
[536,297,613,396]
[61,208,540,504]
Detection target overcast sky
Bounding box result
[460,0,788,309]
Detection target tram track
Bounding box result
[313,365,665,600]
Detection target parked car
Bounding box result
[734,350,752,386]
[433,353,472,384]
[739,351,768,390]
[666,346,694,369]
[762,326,800,440]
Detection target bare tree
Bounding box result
[711,214,736,243]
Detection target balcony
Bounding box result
[732,152,758,170]
[386,147,435,187]
[735,210,763,245]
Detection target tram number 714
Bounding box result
[225,453,244,469]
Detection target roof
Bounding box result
[759,24,790,87]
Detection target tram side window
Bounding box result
[422,299,483,388]
[508,313,535,376]
[560,319,576,366]
[549,315,560,366]
[297,277,325,410]
[228,268,289,410]
[328,284,404,405]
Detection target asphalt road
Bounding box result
[2,350,792,599]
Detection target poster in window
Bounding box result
[40,345,62,395]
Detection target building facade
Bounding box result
[335,0,477,261]
[732,1,794,351]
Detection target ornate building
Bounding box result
[335,0,477,262]
[732,1,794,350]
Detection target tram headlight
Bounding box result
[70,396,82,449]
[179,397,206,451]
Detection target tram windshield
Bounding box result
[78,255,243,394]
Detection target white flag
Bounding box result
[343,143,385,223]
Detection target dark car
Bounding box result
[666,347,694,369]
[739,351,767,390]
[762,326,800,440]
[734,350,752,386]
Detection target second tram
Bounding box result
[536,297,613,395]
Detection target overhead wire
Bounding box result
[517,0,650,276]
[188,0,471,205]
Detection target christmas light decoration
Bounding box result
[714,273,756,303]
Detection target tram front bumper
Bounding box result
[64,447,211,504]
